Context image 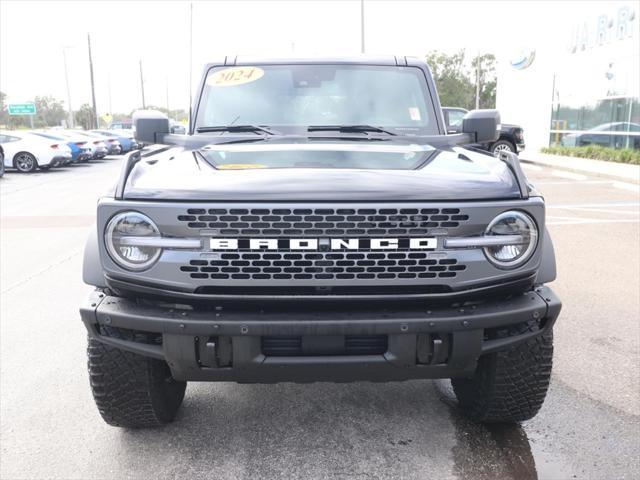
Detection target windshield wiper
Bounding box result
[196,125,280,135]
[307,125,397,136]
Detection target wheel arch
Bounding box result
[492,136,516,151]
[12,150,38,164]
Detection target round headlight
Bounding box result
[105,211,161,271]
[484,211,538,268]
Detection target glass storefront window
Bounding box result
[549,6,639,150]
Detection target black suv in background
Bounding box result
[443,107,525,154]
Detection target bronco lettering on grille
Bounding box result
[209,238,437,250]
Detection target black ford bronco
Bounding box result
[81,57,561,428]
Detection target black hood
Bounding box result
[123,142,521,201]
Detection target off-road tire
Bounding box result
[87,337,187,428]
[452,329,553,423]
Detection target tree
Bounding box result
[425,50,497,110]
[425,50,475,110]
[0,91,29,129]
[33,96,67,128]
[0,91,7,126]
[471,53,497,109]
[75,103,95,130]
[145,106,189,123]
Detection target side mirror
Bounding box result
[462,109,500,143]
[132,110,170,144]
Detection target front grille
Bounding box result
[262,335,388,356]
[177,207,470,236]
[180,251,467,281]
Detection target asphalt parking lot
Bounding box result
[1,156,639,479]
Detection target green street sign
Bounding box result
[8,103,36,115]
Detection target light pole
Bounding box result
[166,76,170,118]
[108,72,112,114]
[360,0,365,54]
[139,59,146,109]
[62,46,74,128]
[87,34,98,129]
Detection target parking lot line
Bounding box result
[561,207,640,215]
[533,180,611,186]
[521,163,543,171]
[547,202,640,209]
[613,181,640,194]
[547,218,640,225]
[551,170,588,181]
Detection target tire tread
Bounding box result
[87,337,186,428]
[452,329,553,423]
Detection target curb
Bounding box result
[519,152,640,185]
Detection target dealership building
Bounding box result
[496,2,639,152]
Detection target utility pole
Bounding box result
[166,76,170,118]
[62,47,74,128]
[360,0,365,54]
[139,60,146,109]
[108,72,112,114]
[188,2,193,129]
[87,34,97,129]
[475,55,481,110]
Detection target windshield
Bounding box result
[199,142,435,170]
[196,64,438,134]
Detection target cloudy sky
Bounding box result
[0,0,630,116]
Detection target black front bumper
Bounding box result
[80,287,561,383]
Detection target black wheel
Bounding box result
[452,328,553,423]
[13,152,38,173]
[87,336,187,428]
[490,140,516,155]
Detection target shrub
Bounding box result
[541,145,640,165]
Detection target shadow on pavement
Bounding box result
[110,379,569,480]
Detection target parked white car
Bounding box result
[0,130,72,172]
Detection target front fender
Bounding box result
[535,227,557,284]
[82,225,107,287]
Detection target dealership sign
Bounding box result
[568,5,636,53]
[510,49,536,70]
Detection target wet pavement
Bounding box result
[1,156,639,479]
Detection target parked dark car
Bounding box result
[561,122,640,149]
[443,107,525,154]
[170,121,186,134]
[0,145,4,177]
